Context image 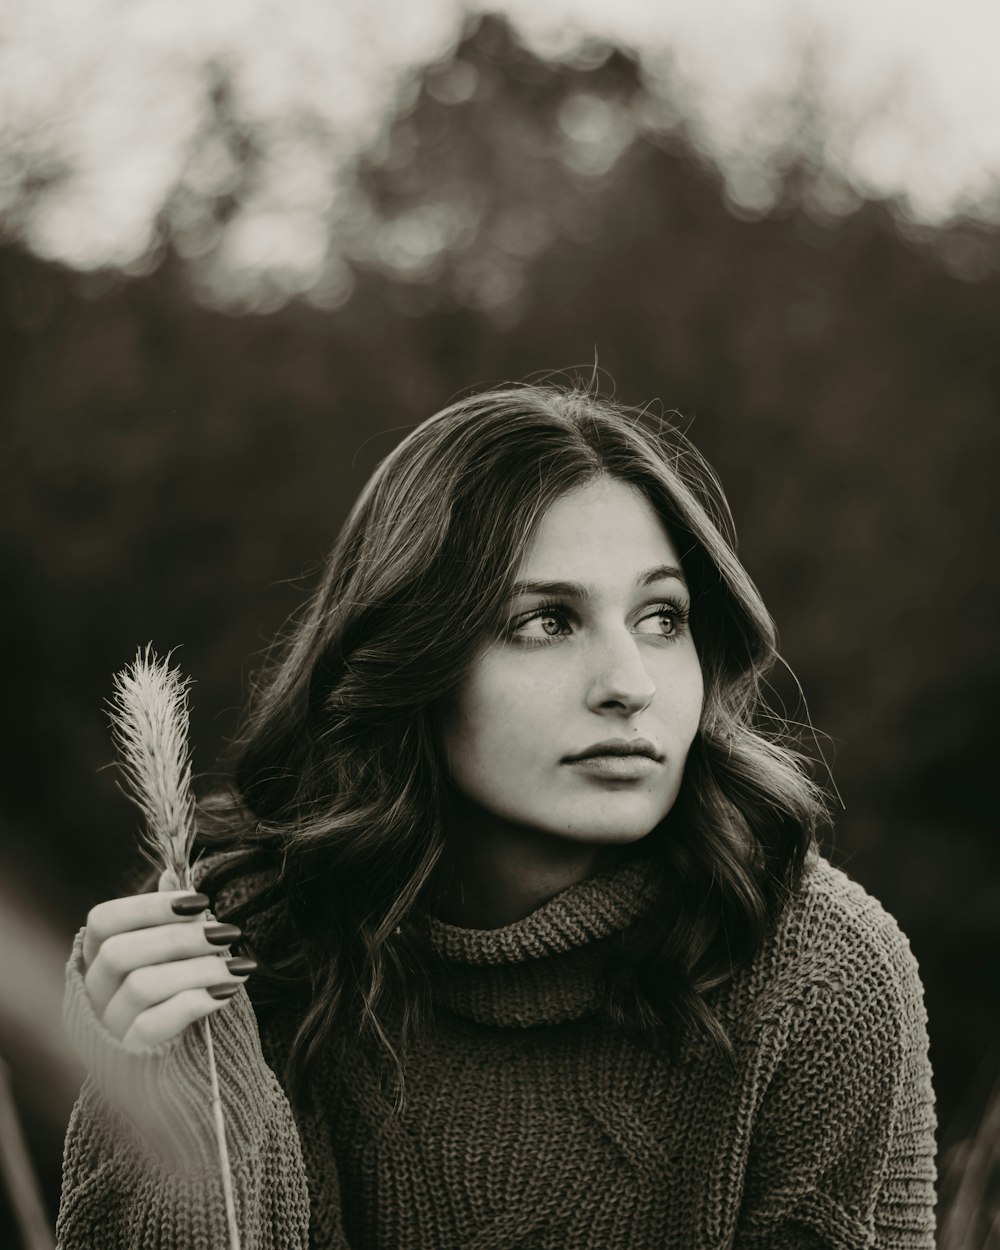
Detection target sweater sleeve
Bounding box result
[55,925,314,1250]
[732,913,938,1250]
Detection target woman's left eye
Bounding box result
[635,604,690,638]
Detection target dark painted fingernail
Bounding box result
[171,893,210,916]
[204,923,242,946]
[225,956,257,975]
[207,983,240,1000]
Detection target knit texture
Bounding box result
[56,849,938,1249]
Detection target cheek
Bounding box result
[685,661,706,737]
[655,648,704,740]
[443,661,578,815]
[440,658,533,780]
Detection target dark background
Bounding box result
[2,15,998,1245]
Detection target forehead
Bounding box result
[519,478,681,576]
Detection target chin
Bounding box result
[546,813,663,845]
[555,798,677,844]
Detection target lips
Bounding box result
[563,737,663,763]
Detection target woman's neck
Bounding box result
[434,798,628,929]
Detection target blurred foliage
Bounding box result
[1,14,998,1237]
[939,1062,1000,1250]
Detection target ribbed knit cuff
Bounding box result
[57,1076,313,1249]
[63,926,286,1175]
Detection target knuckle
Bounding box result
[98,933,127,977]
[120,965,153,1009]
[85,902,112,946]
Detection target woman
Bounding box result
[57,382,938,1249]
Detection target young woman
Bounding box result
[57,383,938,1249]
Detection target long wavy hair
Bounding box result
[198,381,828,1111]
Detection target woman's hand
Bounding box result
[81,872,256,1048]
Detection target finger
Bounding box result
[103,954,253,1040]
[120,986,242,1050]
[83,890,211,970]
[85,919,242,1017]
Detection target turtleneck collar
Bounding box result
[417,857,661,1028]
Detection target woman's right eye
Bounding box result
[509,604,572,644]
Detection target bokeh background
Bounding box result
[2,1,999,1245]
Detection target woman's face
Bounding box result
[438,476,704,847]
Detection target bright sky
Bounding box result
[2,0,997,293]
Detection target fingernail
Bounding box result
[207,983,240,1000]
[225,956,257,975]
[204,923,242,946]
[171,893,210,916]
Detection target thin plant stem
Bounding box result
[204,1017,241,1250]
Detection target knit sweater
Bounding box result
[56,847,938,1249]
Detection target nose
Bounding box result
[584,629,656,717]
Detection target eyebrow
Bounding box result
[506,563,689,601]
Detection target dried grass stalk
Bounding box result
[109,646,198,889]
[108,645,241,1250]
